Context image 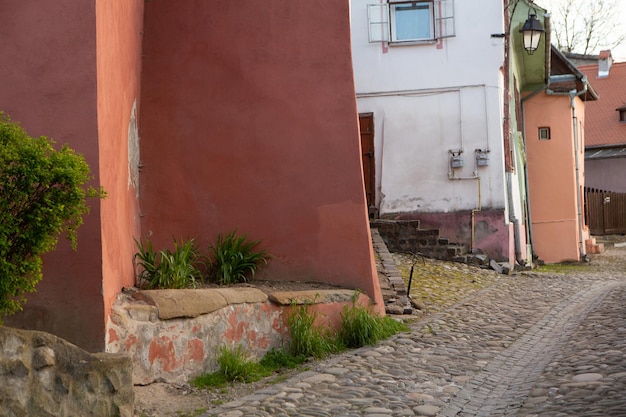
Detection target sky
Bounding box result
[536,0,626,62]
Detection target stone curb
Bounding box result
[132,288,268,320]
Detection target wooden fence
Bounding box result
[585,187,626,235]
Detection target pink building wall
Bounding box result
[396,210,514,263]
[524,93,586,263]
[1,0,382,351]
[1,0,144,351]
[96,0,144,341]
[138,0,383,311]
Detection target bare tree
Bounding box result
[542,0,625,55]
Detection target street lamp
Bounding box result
[519,12,545,55]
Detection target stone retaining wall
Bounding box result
[106,287,370,385]
[0,326,133,417]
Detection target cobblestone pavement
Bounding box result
[200,245,626,417]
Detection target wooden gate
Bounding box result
[585,187,626,235]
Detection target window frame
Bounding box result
[389,1,435,43]
[538,127,551,140]
[367,0,455,45]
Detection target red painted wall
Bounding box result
[0,0,105,350]
[139,0,383,310]
[96,0,144,341]
[0,0,144,351]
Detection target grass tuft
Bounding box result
[285,303,343,358]
[338,296,409,348]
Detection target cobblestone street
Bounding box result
[199,243,626,417]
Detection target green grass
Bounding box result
[176,408,208,417]
[192,295,409,390]
[536,262,592,274]
[192,345,269,388]
[339,301,409,348]
[259,348,307,371]
[286,303,343,358]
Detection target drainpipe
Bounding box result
[571,86,588,261]
[545,80,589,261]
[448,169,481,253]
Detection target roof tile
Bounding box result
[579,62,626,147]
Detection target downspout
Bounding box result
[570,84,588,261]
[448,88,484,253]
[448,168,481,253]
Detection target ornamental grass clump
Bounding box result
[134,238,204,289]
[0,112,105,320]
[285,303,342,358]
[338,298,409,348]
[208,230,270,285]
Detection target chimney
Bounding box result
[598,50,613,78]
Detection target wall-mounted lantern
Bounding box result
[519,12,545,55]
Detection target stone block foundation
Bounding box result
[106,287,371,385]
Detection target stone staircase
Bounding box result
[370,219,472,262]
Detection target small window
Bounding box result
[618,109,626,123]
[368,0,455,44]
[538,127,551,140]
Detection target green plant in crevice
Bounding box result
[259,347,307,371]
[285,302,342,359]
[215,344,267,383]
[338,294,409,349]
[134,237,204,289]
[208,229,270,285]
[192,345,268,388]
[192,346,308,390]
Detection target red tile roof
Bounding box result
[579,62,626,147]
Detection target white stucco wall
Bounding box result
[350,0,509,215]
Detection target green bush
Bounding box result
[134,238,204,289]
[0,113,105,320]
[208,230,270,285]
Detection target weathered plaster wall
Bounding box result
[96,0,144,340]
[525,93,583,262]
[393,210,511,262]
[138,0,383,311]
[0,0,106,351]
[107,288,372,384]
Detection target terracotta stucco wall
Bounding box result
[96,0,144,343]
[0,0,105,350]
[525,93,584,263]
[139,0,382,310]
